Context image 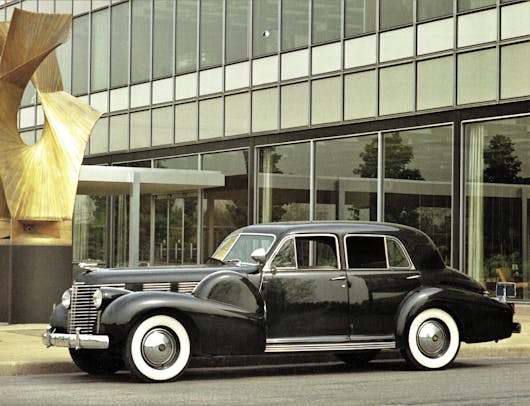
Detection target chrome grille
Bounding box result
[68,282,125,334]
[178,281,198,294]
[142,282,171,291]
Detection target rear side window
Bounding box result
[345,235,412,269]
[346,236,386,268]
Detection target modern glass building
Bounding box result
[5,0,529,301]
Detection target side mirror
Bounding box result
[251,248,267,265]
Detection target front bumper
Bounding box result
[42,325,109,350]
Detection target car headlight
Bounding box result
[61,289,71,309]
[92,289,103,309]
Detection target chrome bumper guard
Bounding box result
[42,325,109,350]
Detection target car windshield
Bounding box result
[211,233,275,265]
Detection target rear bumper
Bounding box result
[42,325,109,350]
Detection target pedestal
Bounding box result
[0,244,72,323]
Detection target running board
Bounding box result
[265,341,396,353]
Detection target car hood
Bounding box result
[75,263,259,286]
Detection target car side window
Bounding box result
[386,237,411,268]
[271,238,296,268]
[271,235,339,270]
[345,236,387,269]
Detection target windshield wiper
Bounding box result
[224,258,242,266]
[206,256,225,265]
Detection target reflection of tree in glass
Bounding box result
[354,133,424,180]
[483,134,522,184]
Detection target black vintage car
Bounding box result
[43,222,520,382]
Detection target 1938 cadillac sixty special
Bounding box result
[43,222,520,382]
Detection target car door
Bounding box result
[261,234,350,344]
[344,234,422,339]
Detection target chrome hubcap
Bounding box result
[416,320,449,358]
[141,328,179,369]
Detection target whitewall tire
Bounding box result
[402,308,460,370]
[125,315,191,382]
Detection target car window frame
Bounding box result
[266,233,342,272]
[343,234,414,270]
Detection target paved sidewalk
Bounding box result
[1,305,529,377]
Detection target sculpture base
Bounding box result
[0,245,72,323]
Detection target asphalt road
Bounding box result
[1,357,530,406]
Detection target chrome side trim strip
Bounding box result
[265,341,396,353]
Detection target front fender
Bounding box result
[100,291,265,355]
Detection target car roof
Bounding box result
[237,221,446,270]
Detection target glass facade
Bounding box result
[4,1,529,301]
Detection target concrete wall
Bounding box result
[0,245,72,324]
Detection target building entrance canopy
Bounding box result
[77,165,225,266]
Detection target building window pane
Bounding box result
[253,0,278,57]
[316,135,378,221]
[345,70,376,120]
[465,116,530,301]
[73,196,107,266]
[91,9,109,92]
[175,102,197,143]
[252,88,278,132]
[72,15,88,95]
[131,0,151,83]
[258,143,311,223]
[345,0,376,37]
[383,126,453,263]
[152,107,173,146]
[501,42,530,100]
[176,0,198,74]
[56,38,71,93]
[200,0,223,69]
[281,82,309,129]
[417,0,453,21]
[111,3,129,87]
[417,56,454,110]
[457,49,497,105]
[155,155,198,170]
[225,93,250,136]
[281,0,308,51]
[311,77,341,125]
[199,98,223,139]
[312,0,341,44]
[130,110,150,149]
[90,116,108,155]
[379,63,414,115]
[226,0,250,63]
[153,0,174,79]
[109,114,129,151]
[458,0,495,12]
[380,0,413,30]
[203,150,249,259]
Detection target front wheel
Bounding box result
[401,308,460,370]
[124,315,191,382]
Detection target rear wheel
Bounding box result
[69,349,124,375]
[401,308,460,370]
[337,350,380,368]
[124,315,191,382]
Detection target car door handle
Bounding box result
[407,274,421,280]
[330,276,346,281]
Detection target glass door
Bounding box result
[153,192,198,265]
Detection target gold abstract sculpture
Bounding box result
[0,9,100,245]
